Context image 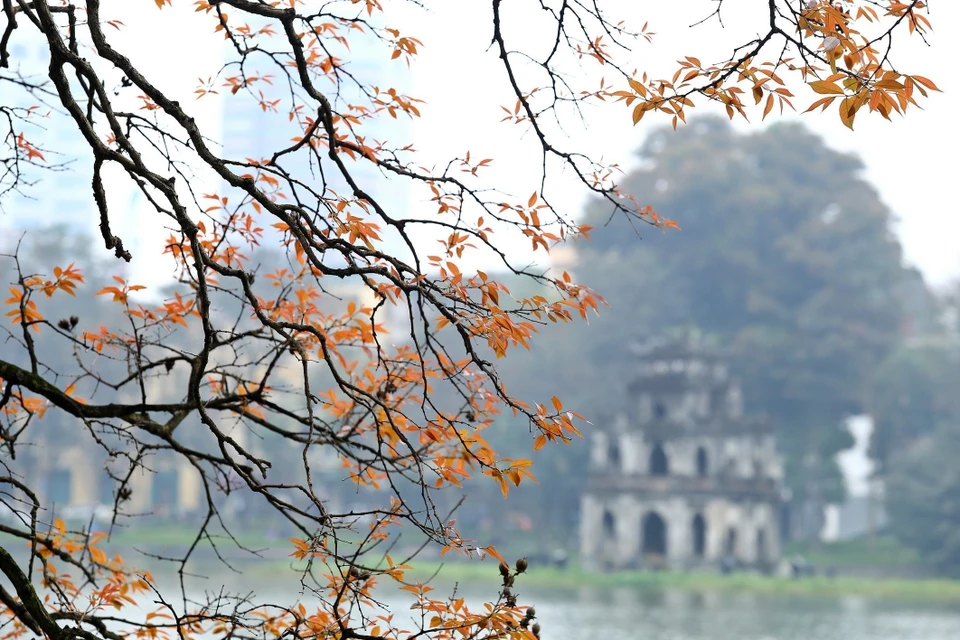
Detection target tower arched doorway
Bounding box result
[649,443,669,476]
[602,509,616,538]
[642,512,667,557]
[608,438,621,470]
[756,528,767,563]
[724,527,738,558]
[654,401,667,420]
[692,514,706,558]
[696,447,709,477]
[599,509,618,572]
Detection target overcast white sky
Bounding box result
[405,0,960,287]
[80,1,960,290]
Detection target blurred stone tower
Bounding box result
[580,336,783,572]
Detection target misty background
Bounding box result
[4,116,959,580]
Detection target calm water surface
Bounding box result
[239,583,959,640]
[520,587,960,640]
[157,574,960,640]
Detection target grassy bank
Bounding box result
[782,535,921,569]
[6,525,956,603]
[223,556,960,603]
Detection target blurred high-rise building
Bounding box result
[1,35,94,236]
[219,35,412,333]
[0,31,149,287]
[220,36,412,225]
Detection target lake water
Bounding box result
[171,579,960,640]
[520,587,960,640]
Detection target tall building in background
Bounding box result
[220,31,412,333]
[1,35,95,238]
[220,35,413,229]
[0,31,149,287]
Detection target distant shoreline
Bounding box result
[4,530,956,603]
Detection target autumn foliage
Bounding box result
[0,2,938,640]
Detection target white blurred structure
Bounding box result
[820,415,886,542]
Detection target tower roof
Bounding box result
[627,335,730,394]
[612,335,774,437]
[628,333,724,361]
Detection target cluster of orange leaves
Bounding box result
[16,132,45,163]
[0,520,154,640]
[0,519,540,640]
[284,537,534,640]
[4,263,84,332]
[611,0,937,129]
[2,263,195,351]
[0,386,48,423]
[154,189,572,499]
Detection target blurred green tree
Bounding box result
[885,422,960,576]
[869,338,960,473]
[517,117,930,541]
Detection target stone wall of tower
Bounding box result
[580,339,783,573]
[591,428,781,484]
[581,491,780,571]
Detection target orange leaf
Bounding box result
[912,75,940,92]
[810,80,844,95]
[762,93,775,120]
[838,96,857,130]
[485,545,506,566]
